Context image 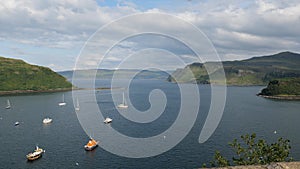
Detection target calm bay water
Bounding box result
[0,79,300,168]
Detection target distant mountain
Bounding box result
[168,51,300,85]
[0,56,72,95]
[58,69,171,80]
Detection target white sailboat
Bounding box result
[117,92,128,108]
[75,98,80,111]
[58,94,66,106]
[5,99,11,109]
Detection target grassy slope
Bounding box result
[169,51,300,85]
[258,78,300,96]
[0,56,72,92]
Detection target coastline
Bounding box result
[0,88,73,96]
[0,87,119,96]
[257,94,300,100]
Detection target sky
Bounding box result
[0,0,300,71]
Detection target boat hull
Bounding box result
[84,144,98,151]
[26,147,44,161]
[27,154,42,161]
[117,104,128,108]
[58,102,66,106]
[104,117,112,124]
[43,118,52,124]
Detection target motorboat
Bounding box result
[104,117,112,124]
[43,118,52,124]
[84,138,99,151]
[26,146,45,161]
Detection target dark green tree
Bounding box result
[209,133,292,167]
[210,151,230,167]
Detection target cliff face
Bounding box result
[0,56,72,94]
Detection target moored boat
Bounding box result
[117,92,128,108]
[58,94,66,106]
[84,138,99,151]
[75,98,80,111]
[43,117,52,124]
[104,117,112,124]
[26,146,45,161]
[5,99,11,109]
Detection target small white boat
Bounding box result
[43,117,52,124]
[117,92,128,108]
[26,146,45,161]
[5,99,11,109]
[75,98,80,111]
[14,121,20,126]
[58,94,66,106]
[104,117,112,124]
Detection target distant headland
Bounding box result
[0,56,73,95]
[257,78,300,100]
[168,51,300,86]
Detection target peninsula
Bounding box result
[257,78,300,100]
[0,56,72,95]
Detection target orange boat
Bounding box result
[84,138,99,151]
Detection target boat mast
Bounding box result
[123,92,126,105]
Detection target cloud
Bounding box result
[178,0,300,60]
[0,0,138,49]
[1,0,300,70]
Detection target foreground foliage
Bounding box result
[210,133,292,167]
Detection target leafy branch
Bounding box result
[209,133,292,167]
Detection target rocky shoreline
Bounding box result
[0,88,73,96]
[0,87,116,96]
[257,94,300,100]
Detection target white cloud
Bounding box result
[1,0,300,71]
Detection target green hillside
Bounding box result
[168,51,300,85]
[258,78,300,96]
[0,56,72,94]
